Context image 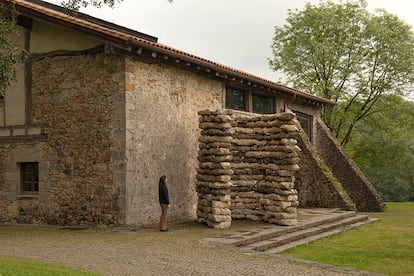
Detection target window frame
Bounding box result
[225,87,276,114]
[225,87,247,111]
[20,162,39,195]
[251,93,276,114]
[295,111,313,141]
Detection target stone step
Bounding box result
[215,210,357,247]
[239,215,372,252]
[263,217,379,254]
[200,209,380,256]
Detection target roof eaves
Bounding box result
[13,0,133,46]
[127,37,336,106]
[14,0,158,42]
[12,0,335,107]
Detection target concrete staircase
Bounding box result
[202,209,378,254]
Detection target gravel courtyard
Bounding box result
[0,220,375,276]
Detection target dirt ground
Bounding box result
[0,220,372,275]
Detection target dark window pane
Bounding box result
[295,112,313,141]
[226,88,246,111]
[252,94,274,114]
[20,162,39,193]
[23,182,32,192]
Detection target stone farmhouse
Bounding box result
[0,0,384,227]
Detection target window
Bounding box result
[20,162,39,194]
[225,87,276,114]
[295,112,313,141]
[252,94,275,114]
[225,87,246,111]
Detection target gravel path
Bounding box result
[0,221,374,276]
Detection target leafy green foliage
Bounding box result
[346,95,414,201]
[270,0,414,145]
[60,0,172,10]
[60,0,123,10]
[0,2,19,97]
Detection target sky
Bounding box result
[43,0,414,83]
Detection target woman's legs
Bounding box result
[159,204,169,230]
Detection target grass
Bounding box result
[0,258,99,276]
[282,202,414,276]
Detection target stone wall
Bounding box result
[123,59,223,225]
[0,52,126,225]
[294,125,356,210]
[0,146,15,222]
[315,119,384,211]
[0,143,45,224]
[196,110,300,229]
[32,53,126,225]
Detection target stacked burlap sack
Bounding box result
[196,110,301,228]
[231,112,300,226]
[196,110,234,229]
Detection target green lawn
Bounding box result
[0,258,99,276]
[283,202,414,276]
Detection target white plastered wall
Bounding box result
[2,26,26,127]
[30,21,101,53]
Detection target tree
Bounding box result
[60,0,123,10]
[346,95,414,201]
[0,2,19,97]
[269,0,414,145]
[60,0,172,10]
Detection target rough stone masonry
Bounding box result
[196,110,300,229]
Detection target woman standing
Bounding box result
[158,175,170,231]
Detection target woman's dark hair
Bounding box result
[159,175,167,187]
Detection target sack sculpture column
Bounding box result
[196,110,234,229]
[231,112,300,226]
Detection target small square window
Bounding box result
[20,162,39,194]
[252,94,275,114]
[225,88,246,111]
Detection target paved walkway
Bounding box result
[0,218,380,276]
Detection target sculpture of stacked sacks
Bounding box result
[196,110,234,229]
[196,109,301,229]
[230,112,300,226]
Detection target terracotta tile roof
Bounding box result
[9,0,335,106]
